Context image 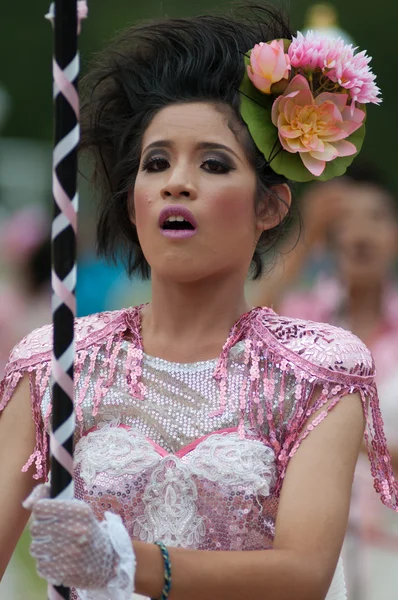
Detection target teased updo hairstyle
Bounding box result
[81,5,294,279]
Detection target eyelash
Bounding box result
[141,156,235,174]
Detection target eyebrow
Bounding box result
[142,140,241,161]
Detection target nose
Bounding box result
[160,166,197,201]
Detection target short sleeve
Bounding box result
[254,311,398,511]
[0,328,52,480]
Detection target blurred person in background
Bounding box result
[0,207,51,599]
[303,2,354,43]
[0,207,51,377]
[251,167,398,600]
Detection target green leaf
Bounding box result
[239,55,367,182]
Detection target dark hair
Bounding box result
[81,5,294,279]
[26,238,52,293]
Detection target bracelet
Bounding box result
[151,541,172,600]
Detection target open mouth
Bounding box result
[162,216,195,231]
[158,205,198,238]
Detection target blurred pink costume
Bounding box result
[280,278,398,600]
[1,306,397,600]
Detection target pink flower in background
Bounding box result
[271,75,365,176]
[247,40,291,94]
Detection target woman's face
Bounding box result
[132,102,275,283]
[331,184,398,286]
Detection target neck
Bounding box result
[141,270,251,362]
[345,280,384,342]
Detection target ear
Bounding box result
[127,188,136,225]
[255,183,292,233]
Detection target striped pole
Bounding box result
[46,1,86,598]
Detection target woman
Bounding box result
[253,171,398,599]
[0,7,394,600]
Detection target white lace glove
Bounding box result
[24,484,136,600]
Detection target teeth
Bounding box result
[165,215,186,222]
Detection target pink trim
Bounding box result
[53,172,77,233]
[147,439,169,458]
[175,427,238,458]
[52,356,74,399]
[50,432,74,475]
[52,271,76,314]
[83,424,239,458]
[53,59,79,118]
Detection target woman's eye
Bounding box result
[201,159,233,174]
[141,157,169,172]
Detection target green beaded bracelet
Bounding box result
[151,541,172,600]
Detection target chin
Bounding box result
[153,260,217,284]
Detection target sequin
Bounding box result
[1,305,397,600]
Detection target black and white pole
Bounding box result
[46,1,86,598]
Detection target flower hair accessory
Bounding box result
[239,31,381,181]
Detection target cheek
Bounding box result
[208,185,255,231]
[131,182,154,229]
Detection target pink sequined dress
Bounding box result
[1,306,397,600]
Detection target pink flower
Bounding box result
[271,75,365,176]
[247,40,291,94]
[326,48,381,105]
[288,31,381,107]
[288,31,332,70]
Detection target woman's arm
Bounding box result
[134,392,365,600]
[0,375,44,579]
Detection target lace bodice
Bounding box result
[1,306,397,600]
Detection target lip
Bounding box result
[158,204,198,239]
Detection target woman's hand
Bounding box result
[24,484,136,597]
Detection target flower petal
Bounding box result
[341,105,366,125]
[279,133,300,153]
[281,136,306,152]
[333,140,358,157]
[271,97,282,126]
[321,127,350,142]
[247,69,272,94]
[284,98,296,122]
[279,125,302,139]
[301,152,326,176]
[284,74,312,96]
[315,92,348,111]
[309,142,338,162]
[258,43,277,77]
